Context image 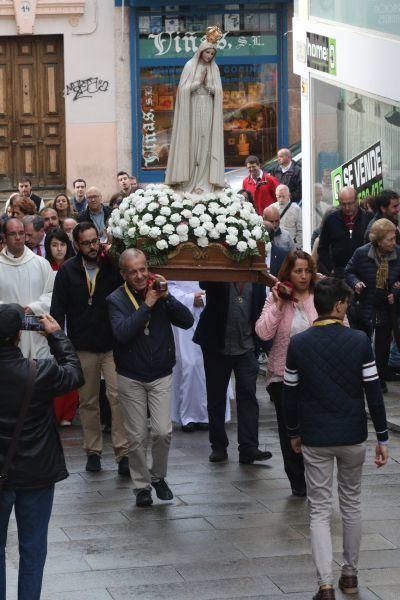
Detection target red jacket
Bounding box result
[242,173,279,215]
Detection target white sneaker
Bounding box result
[60,420,72,426]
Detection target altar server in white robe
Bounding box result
[169,280,231,432]
[0,218,55,359]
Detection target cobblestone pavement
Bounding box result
[5,375,400,599]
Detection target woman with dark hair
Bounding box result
[255,250,318,496]
[44,228,78,425]
[52,193,75,223]
[44,228,74,270]
[238,188,254,206]
[109,193,123,210]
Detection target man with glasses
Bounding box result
[51,223,129,474]
[0,218,54,359]
[317,186,372,278]
[77,186,113,242]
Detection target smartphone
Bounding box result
[21,315,44,332]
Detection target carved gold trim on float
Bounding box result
[1,0,86,34]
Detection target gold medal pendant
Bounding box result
[88,297,93,306]
[237,296,244,304]
[144,326,150,336]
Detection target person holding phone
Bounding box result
[0,306,83,600]
[107,249,194,508]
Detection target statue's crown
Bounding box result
[206,25,223,44]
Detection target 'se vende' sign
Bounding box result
[306,32,336,75]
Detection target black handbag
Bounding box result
[0,360,36,503]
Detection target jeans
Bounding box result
[0,485,54,600]
[202,349,260,457]
[389,339,400,367]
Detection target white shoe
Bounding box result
[60,420,72,426]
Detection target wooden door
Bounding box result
[0,35,66,192]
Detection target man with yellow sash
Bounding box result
[51,222,129,474]
[107,249,194,508]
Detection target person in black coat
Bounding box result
[317,186,372,278]
[363,189,400,244]
[0,305,83,600]
[76,186,113,241]
[345,218,400,390]
[268,148,302,203]
[193,281,273,465]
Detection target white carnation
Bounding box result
[148,227,161,238]
[252,226,262,240]
[162,224,174,235]
[243,229,251,239]
[135,201,146,213]
[216,215,227,223]
[168,234,180,246]
[225,235,238,246]
[158,195,169,206]
[240,209,251,220]
[215,222,227,233]
[236,241,248,252]
[142,213,153,223]
[160,206,171,216]
[147,202,159,211]
[197,236,209,247]
[192,203,206,215]
[111,225,123,238]
[176,223,189,236]
[209,228,220,239]
[119,218,127,229]
[248,238,257,249]
[189,216,201,228]
[170,213,181,223]
[200,213,212,223]
[202,221,214,232]
[227,226,238,236]
[155,215,166,226]
[119,201,129,212]
[139,224,150,236]
[171,200,184,209]
[156,239,168,250]
[207,202,219,214]
[194,226,207,237]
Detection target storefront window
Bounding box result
[138,3,281,175]
[311,78,400,232]
[310,0,400,38]
[141,63,277,169]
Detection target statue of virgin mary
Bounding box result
[165,27,225,194]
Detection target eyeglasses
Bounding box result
[79,238,99,247]
[87,195,100,200]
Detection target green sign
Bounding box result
[330,141,384,205]
[139,32,277,59]
[306,33,336,75]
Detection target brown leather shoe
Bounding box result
[338,574,358,594]
[312,586,336,600]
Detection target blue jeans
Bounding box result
[389,339,400,367]
[0,485,54,600]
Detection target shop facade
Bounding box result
[120,1,300,183]
[293,0,400,248]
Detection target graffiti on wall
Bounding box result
[65,77,109,101]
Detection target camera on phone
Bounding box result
[151,279,168,292]
[276,280,295,301]
[21,315,44,332]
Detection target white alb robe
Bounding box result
[0,247,55,359]
[169,281,232,425]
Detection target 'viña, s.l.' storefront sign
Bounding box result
[140,30,277,59]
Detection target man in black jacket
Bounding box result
[268,148,302,203]
[0,305,83,600]
[364,189,400,243]
[193,281,272,465]
[51,222,129,474]
[107,249,194,507]
[317,186,372,278]
[283,278,388,600]
[76,187,113,240]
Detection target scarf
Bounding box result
[375,246,389,290]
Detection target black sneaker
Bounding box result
[239,449,272,464]
[86,454,101,472]
[151,478,174,500]
[136,488,153,507]
[117,456,130,477]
